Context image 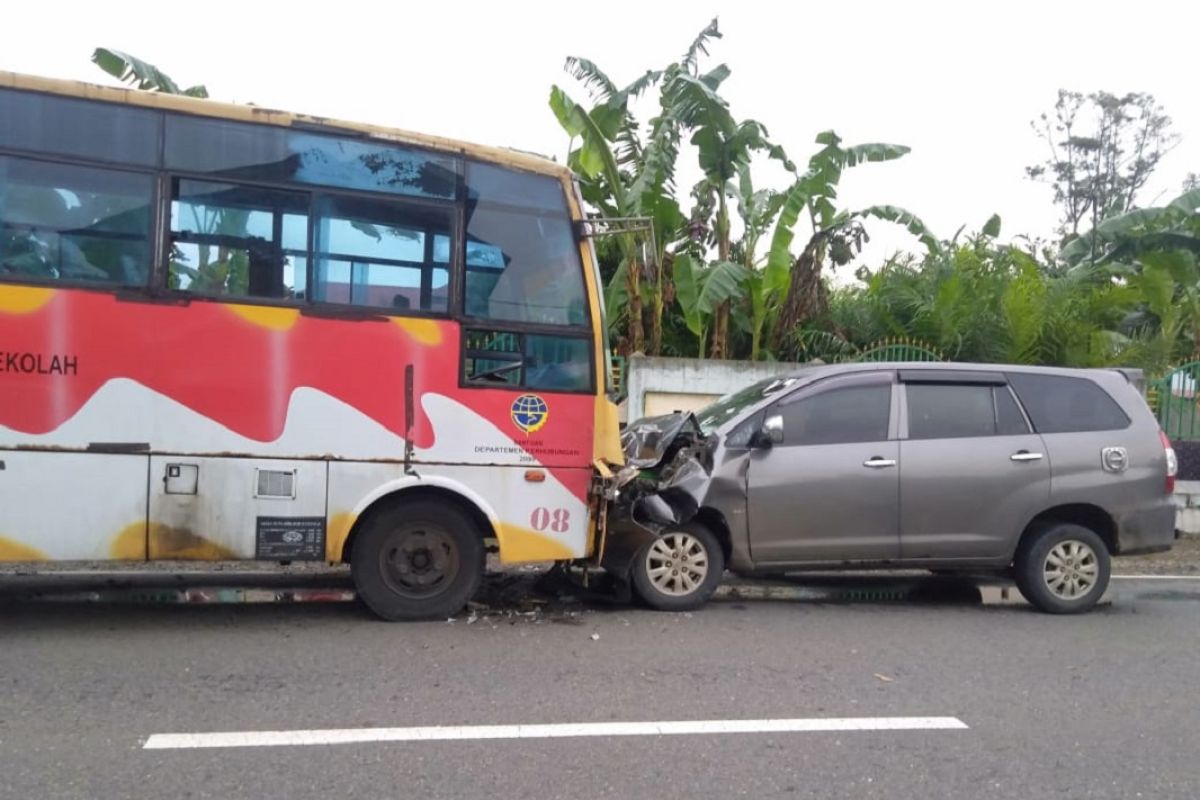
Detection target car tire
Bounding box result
[1014,523,1111,614]
[631,521,724,612]
[351,499,484,621]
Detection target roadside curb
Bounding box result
[1,586,357,606]
[5,571,1194,609]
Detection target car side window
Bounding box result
[907,384,994,439]
[906,383,1033,439]
[776,383,891,446]
[1007,373,1130,433]
[994,386,1031,435]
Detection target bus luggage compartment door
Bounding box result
[148,456,328,561]
[0,450,149,562]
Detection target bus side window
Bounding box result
[0,156,154,287]
[168,179,309,299]
[463,329,592,393]
[311,194,452,313]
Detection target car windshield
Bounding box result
[695,376,799,434]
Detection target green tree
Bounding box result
[1064,187,1200,365]
[550,21,720,355]
[92,48,208,97]
[825,227,1133,368]
[764,131,935,356]
[1026,90,1178,243]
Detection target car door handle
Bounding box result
[863,457,897,469]
[1010,451,1044,462]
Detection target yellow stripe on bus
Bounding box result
[0,286,55,315]
[226,304,301,331]
[494,522,576,563]
[392,317,442,345]
[110,523,148,560]
[326,511,358,563]
[0,535,48,562]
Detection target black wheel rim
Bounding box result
[378,525,461,599]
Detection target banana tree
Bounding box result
[1067,188,1200,363]
[92,48,208,97]
[674,73,792,358]
[549,21,719,354]
[731,166,786,359]
[672,253,748,357]
[764,131,937,354]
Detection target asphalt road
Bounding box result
[2,577,1199,800]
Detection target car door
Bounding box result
[897,372,1050,560]
[745,371,901,564]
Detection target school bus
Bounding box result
[0,70,626,619]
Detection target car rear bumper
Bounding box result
[1116,501,1177,556]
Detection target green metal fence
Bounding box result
[1150,361,1200,440]
[611,355,627,399]
[851,337,944,364]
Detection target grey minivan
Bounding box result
[615,363,1177,614]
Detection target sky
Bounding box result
[3,0,1196,274]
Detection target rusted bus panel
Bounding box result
[147,456,328,560]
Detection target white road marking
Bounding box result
[1111,575,1200,581]
[143,716,968,749]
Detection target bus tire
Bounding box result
[631,521,724,612]
[351,499,484,621]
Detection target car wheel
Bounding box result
[351,499,484,621]
[631,522,724,611]
[1014,523,1111,614]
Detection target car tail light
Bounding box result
[1160,430,1177,494]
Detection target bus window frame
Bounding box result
[459,327,596,396]
[0,150,163,293]
[155,169,463,318]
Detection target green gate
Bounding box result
[852,337,944,364]
[1151,361,1200,440]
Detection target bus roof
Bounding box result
[0,69,571,180]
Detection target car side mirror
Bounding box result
[751,414,784,448]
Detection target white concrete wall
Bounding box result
[623,356,803,422]
[1174,481,1200,534]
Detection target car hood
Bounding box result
[620,411,702,469]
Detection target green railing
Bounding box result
[1151,361,1200,440]
[851,337,944,364]
[611,355,627,399]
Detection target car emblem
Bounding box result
[1101,447,1129,473]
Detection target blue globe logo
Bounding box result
[510,394,549,436]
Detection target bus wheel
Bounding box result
[351,499,484,621]
[631,522,724,612]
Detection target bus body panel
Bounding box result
[325,462,593,564]
[0,450,148,560]
[0,287,596,564]
[0,73,618,568]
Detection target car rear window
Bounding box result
[1007,373,1130,433]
